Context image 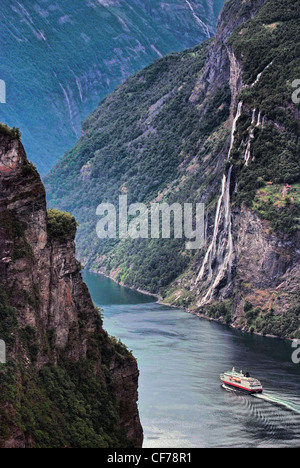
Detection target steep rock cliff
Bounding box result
[0,131,143,448]
[174,0,300,338]
[234,208,300,326]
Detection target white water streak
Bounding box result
[227,101,243,160]
[197,102,243,299]
[184,0,210,38]
[244,108,260,166]
[254,392,300,415]
[197,175,227,281]
[256,111,262,127]
[59,83,78,137]
[251,61,273,87]
[244,140,251,166]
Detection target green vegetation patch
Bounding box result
[243,294,300,339]
[205,300,233,324]
[47,209,78,243]
[0,123,21,140]
[228,0,300,234]
[252,183,300,234]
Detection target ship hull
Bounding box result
[221,379,263,394]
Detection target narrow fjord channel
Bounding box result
[83,271,300,448]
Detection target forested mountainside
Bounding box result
[0,127,143,448]
[46,0,300,340]
[0,0,223,173]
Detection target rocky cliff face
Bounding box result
[185,0,268,305]
[0,131,143,448]
[231,207,300,335]
[172,0,300,338]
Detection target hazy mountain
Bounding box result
[0,0,223,172]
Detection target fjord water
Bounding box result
[83,271,300,448]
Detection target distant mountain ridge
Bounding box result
[0,0,223,172]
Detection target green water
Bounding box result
[83,271,300,448]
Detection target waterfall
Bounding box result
[197,103,243,300]
[251,61,273,87]
[227,101,243,160]
[242,107,266,166]
[244,140,251,166]
[184,0,211,38]
[252,71,263,87]
[256,111,262,127]
[244,109,257,166]
[244,105,264,166]
[59,83,79,137]
[197,175,227,282]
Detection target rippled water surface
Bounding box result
[83,271,300,448]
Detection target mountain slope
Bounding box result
[0,0,223,173]
[46,0,300,339]
[0,128,142,448]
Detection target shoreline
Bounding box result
[86,269,294,343]
[191,310,293,342]
[86,269,162,302]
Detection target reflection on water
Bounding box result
[83,271,300,448]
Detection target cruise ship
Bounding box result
[220,368,263,394]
